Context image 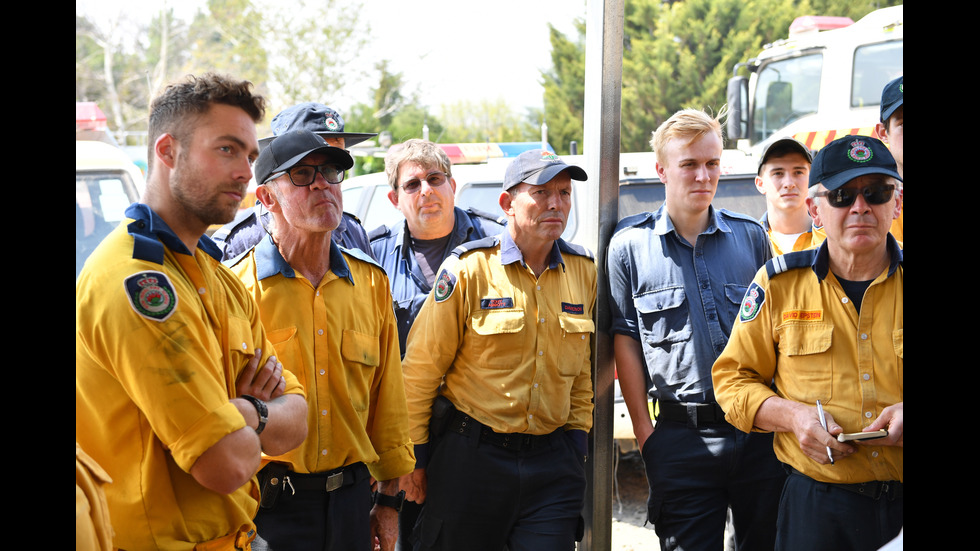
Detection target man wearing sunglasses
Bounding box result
[227,129,415,551]
[713,135,903,551]
[213,102,378,261]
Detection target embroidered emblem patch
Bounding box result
[541,152,560,162]
[124,271,178,322]
[739,282,764,323]
[324,117,340,131]
[434,268,457,303]
[846,139,873,163]
[561,302,584,315]
[480,297,514,309]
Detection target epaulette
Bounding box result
[342,211,363,225]
[367,224,391,241]
[342,244,383,270]
[557,239,595,260]
[465,207,508,227]
[765,249,817,279]
[716,208,762,225]
[450,235,500,258]
[222,244,257,269]
[612,211,655,235]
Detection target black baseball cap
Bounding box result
[254,129,354,186]
[503,150,587,191]
[809,135,901,191]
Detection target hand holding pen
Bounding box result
[816,400,834,465]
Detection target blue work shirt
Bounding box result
[370,207,505,356]
[606,204,771,404]
[212,205,375,263]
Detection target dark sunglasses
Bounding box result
[815,183,895,208]
[399,171,450,194]
[268,163,345,186]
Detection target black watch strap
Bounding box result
[241,394,268,435]
[373,489,406,512]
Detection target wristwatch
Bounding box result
[241,394,268,435]
[373,489,406,512]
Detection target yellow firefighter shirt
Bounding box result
[76,205,304,550]
[229,235,415,482]
[712,239,903,484]
[402,233,596,448]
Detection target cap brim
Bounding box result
[821,166,903,191]
[259,132,377,151]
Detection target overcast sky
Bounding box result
[77,0,585,112]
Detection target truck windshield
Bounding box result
[851,40,903,109]
[752,53,822,144]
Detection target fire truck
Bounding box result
[726,5,903,158]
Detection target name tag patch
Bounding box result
[480,297,514,309]
[782,310,823,322]
[561,302,584,315]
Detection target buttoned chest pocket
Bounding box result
[342,329,380,411]
[634,288,692,349]
[723,284,750,331]
[469,309,526,369]
[559,313,594,376]
[776,323,834,402]
[266,326,303,388]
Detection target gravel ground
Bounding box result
[609,450,660,550]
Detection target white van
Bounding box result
[76,140,145,278]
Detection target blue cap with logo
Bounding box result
[259,102,377,150]
[503,150,587,191]
[880,76,903,122]
[808,135,901,191]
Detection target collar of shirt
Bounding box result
[394,207,480,262]
[498,229,566,271]
[811,233,904,282]
[254,232,354,285]
[652,204,733,240]
[125,203,222,263]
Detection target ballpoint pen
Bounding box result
[816,400,834,465]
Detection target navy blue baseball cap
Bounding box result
[880,76,903,122]
[254,129,354,186]
[808,135,901,191]
[503,150,587,191]
[259,102,377,150]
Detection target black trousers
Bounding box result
[412,424,586,551]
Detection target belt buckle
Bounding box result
[325,471,345,492]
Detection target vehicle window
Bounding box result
[752,53,823,144]
[76,171,139,277]
[363,185,403,232]
[342,185,366,219]
[852,40,903,109]
[456,181,505,217]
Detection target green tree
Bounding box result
[541,21,587,155]
[184,0,268,99]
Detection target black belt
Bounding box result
[790,468,903,501]
[448,409,558,452]
[262,462,366,493]
[655,400,727,427]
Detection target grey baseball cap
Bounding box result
[757,137,813,175]
[503,150,587,191]
[258,102,377,150]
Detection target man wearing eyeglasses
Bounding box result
[370,139,505,356]
[213,102,378,261]
[227,129,415,551]
[712,135,903,551]
[368,139,504,548]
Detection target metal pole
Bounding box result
[581,0,623,550]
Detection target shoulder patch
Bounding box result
[766,249,817,278]
[451,235,499,258]
[738,282,765,323]
[433,268,457,302]
[124,271,178,322]
[367,224,391,242]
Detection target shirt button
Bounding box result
[842,297,849,304]
[319,369,326,375]
[321,409,327,416]
[581,335,586,340]
[872,451,879,458]
[528,414,534,419]
[536,285,542,291]
[538,351,544,356]
[540,318,546,323]
[863,373,870,381]
[198,287,206,295]
[533,383,539,388]
[318,329,324,335]
[316,290,320,297]
[321,449,328,456]
[865,411,873,418]
[241,343,248,350]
